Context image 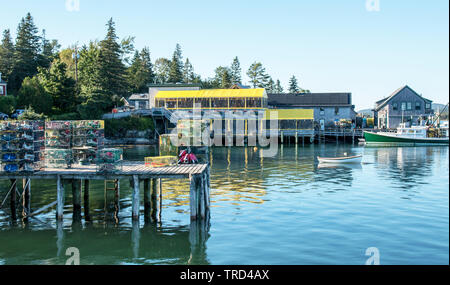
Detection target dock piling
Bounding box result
[22,178,31,219]
[151,178,157,221]
[144,179,151,222]
[132,175,140,220]
[56,175,65,220]
[83,179,90,221]
[10,179,17,220]
[72,179,82,221]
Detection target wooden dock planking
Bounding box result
[0,162,210,222]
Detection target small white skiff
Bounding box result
[317,155,362,164]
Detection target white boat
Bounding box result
[317,154,362,164]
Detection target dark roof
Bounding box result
[375,85,432,111]
[268,92,352,107]
[147,83,202,88]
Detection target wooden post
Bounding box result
[295,132,298,144]
[143,179,151,222]
[159,178,162,222]
[21,178,31,219]
[205,166,211,211]
[132,175,140,220]
[56,175,65,220]
[84,179,90,221]
[281,131,284,144]
[10,179,17,220]
[72,179,82,222]
[151,178,157,221]
[199,174,205,219]
[114,179,120,211]
[189,174,199,221]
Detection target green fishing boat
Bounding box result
[364,124,449,146]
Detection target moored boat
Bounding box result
[364,124,449,146]
[317,155,362,164]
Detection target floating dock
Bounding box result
[0,162,210,222]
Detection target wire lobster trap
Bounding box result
[96,148,123,173]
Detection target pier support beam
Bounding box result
[10,179,17,220]
[84,180,90,221]
[56,175,65,220]
[151,178,158,221]
[114,179,120,211]
[189,169,210,221]
[143,179,151,222]
[132,175,140,221]
[72,179,82,221]
[22,178,31,219]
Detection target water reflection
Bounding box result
[0,219,210,265]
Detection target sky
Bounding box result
[0,0,448,110]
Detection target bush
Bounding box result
[18,106,48,120]
[0,96,16,114]
[105,116,154,138]
[50,112,81,120]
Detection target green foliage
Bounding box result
[127,47,155,93]
[288,75,299,93]
[104,116,154,138]
[154,57,171,83]
[50,112,81,120]
[18,106,47,120]
[17,76,53,114]
[0,29,15,83]
[230,56,241,85]
[265,77,275,93]
[182,58,195,83]
[274,79,283,93]
[0,95,16,114]
[39,58,77,113]
[212,66,232,89]
[247,62,270,88]
[168,44,183,83]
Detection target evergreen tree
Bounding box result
[247,62,270,88]
[78,41,101,95]
[38,29,60,69]
[127,47,155,93]
[274,79,283,93]
[17,76,53,114]
[288,75,300,93]
[182,58,195,83]
[10,13,41,92]
[97,18,128,97]
[168,43,183,83]
[0,29,15,83]
[38,58,76,113]
[213,66,232,89]
[265,77,275,93]
[230,56,241,85]
[154,57,171,83]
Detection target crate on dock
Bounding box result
[145,156,178,168]
[96,148,123,172]
[72,120,105,166]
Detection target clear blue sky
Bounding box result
[1,0,448,109]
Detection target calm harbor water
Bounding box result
[0,144,448,265]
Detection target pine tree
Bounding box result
[274,79,283,93]
[288,75,299,93]
[265,77,275,93]
[17,75,53,114]
[97,18,128,97]
[38,58,76,113]
[38,29,60,69]
[168,43,183,83]
[230,56,241,85]
[10,13,41,92]
[127,47,155,93]
[182,58,195,83]
[247,62,270,88]
[154,58,171,83]
[213,66,232,89]
[0,29,15,83]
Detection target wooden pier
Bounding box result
[0,162,210,222]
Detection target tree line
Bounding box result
[0,13,309,119]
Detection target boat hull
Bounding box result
[317,155,362,164]
[363,131,449,146]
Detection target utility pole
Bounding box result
[72,46,79,83]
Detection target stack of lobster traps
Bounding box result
[0,121,45,173]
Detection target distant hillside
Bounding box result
[357,109,372,116]
[432,103,448,113]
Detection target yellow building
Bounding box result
[155,88,268,110]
